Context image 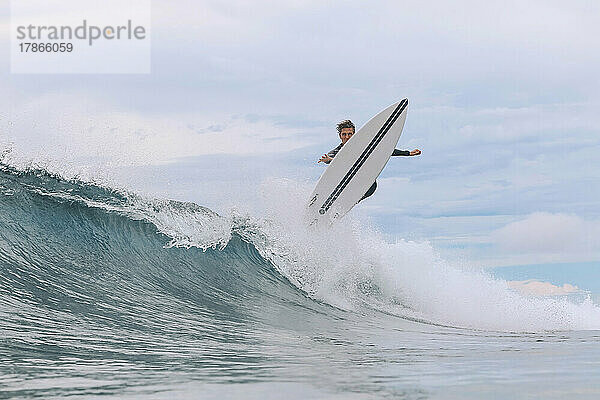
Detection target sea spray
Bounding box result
[233,177,600,331]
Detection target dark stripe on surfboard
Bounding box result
[318,99,408,215]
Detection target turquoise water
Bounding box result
[2,165,600,399]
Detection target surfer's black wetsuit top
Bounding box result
[324,143,411,202]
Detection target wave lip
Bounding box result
[0,166,328,331]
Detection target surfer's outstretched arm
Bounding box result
[318,144,343,164]
[318,154,333,163]
[392,149,421,156]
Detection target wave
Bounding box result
[1,163,600,334]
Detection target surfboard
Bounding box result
[306,98,408,225]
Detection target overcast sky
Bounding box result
[1,0,599,268]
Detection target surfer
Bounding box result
[318,120,421,201]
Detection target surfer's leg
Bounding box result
[359,181,377,202]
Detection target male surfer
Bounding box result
[318,120,421,201]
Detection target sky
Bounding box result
[1,0,599,272]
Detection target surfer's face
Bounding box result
[339,127,354,144]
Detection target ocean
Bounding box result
[1,164,600,399]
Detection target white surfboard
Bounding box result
[306,98,408,225]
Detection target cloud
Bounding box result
[5,92,316,155]
[491,212,600,254]
[507,279,582,296]
[5,1,600,111]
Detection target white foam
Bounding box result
[236,178,600,332]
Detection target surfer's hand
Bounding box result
[319,154,333,163]
[410,149,421,156]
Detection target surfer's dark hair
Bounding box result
[336,120,355,134]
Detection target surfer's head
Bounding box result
[337,120,355,144]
